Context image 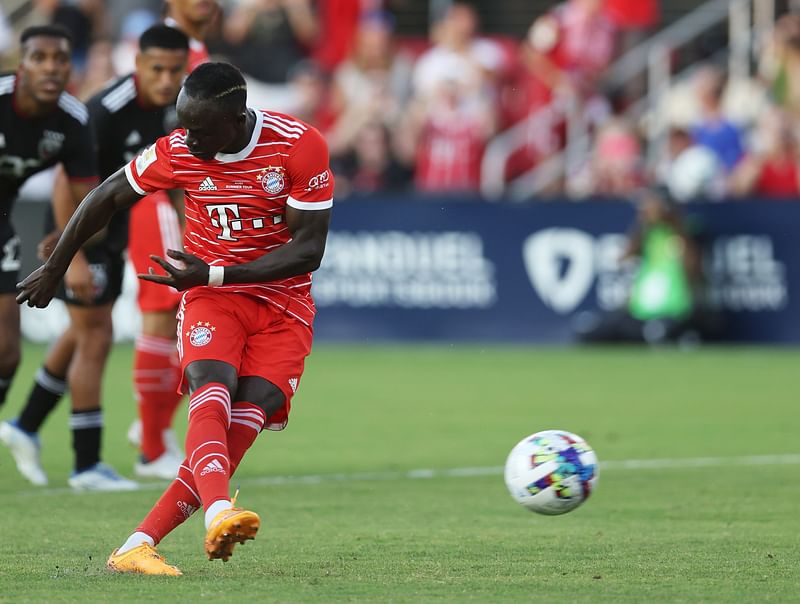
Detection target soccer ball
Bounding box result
[503,430,598,515]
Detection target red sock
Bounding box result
[134,335,181,460]
[159,348,184,433]
[135,402,266,543]
[186,383,232,511]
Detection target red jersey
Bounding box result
[415,110,486,192]
[124,109,334,326]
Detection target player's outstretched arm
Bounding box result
[139,206,331,290]
[16,168,143,308]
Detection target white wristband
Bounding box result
[208,265,225,287]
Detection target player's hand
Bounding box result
[65,252,95,304]
[138,249,209,291]
[16,264,63,308]
[37,230,61,261]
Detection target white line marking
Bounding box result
[8,454,800,497]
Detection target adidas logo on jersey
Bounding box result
[177,501,198,520]
[199,176,217,191]
[200,459,226,476]
[288,377,298,393]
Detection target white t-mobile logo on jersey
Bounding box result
[206,203,241,241]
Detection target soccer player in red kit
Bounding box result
[125,0,218,474]
[17,62,333,575]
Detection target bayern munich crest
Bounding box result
[258,167,285,194]
[187,322,215,347]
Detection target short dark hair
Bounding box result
[20,24,73,47]
[140,24,189,52]
[183,62,247,108]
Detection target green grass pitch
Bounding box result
[0,343,798,602]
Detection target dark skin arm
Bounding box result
[140,206,331,290]
[16,168,142,308]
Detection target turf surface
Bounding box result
[0,343,798,602]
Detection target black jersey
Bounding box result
[0,73,96,227]
[83,74,178,252]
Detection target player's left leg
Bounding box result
[110,378,276,569]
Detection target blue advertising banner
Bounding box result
[312,200,799,343]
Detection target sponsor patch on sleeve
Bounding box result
[135,144,158,176]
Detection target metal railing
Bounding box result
[481,0,777,201]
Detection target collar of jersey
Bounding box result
[214,108,262,163]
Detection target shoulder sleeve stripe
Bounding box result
[124,163,147,195]
[58,93,89,124]
[287,196,333,210]
[262,122,301,140]
[101,78,137,113]
[264,112,307,132]
[263,114,305,136]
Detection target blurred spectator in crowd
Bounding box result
[572,118,643,197]
[398,71,495,193]
[500,0,616,182]
[729,108,800,199]
[690,65,745,172]
[759,12,800,118]
[511,0,615,117]
[312,0,363,73]
[165,0,218,71]
[412,1,504,102]
[327,11,412,156]
[574,187,718,344]
[663,128,726,202]
[332,121,410,197]
[220,0,318,85]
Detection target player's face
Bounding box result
[18,36,71,105]
[177,90,241,161]
[167,0,218,24]
[136,48,188,108]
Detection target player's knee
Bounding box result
[185,360,238,397]
[76,325,113,360]
[235,376,285,416]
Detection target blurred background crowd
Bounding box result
[1,0,800,202]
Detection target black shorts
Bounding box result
[55,243,125,307]
[0,226,21,295]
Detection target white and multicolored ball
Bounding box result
[503,430,598,515]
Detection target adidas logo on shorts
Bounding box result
[199,176,217,191]
[288,377,298,393]
[200,459,226,476]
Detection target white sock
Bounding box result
[118,531,155,555]
[204,499,233,529]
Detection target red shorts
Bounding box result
[177,289,314,431]
[129,192,184,312]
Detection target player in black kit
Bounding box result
[0,25,189,490]
[0,25,99,483]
